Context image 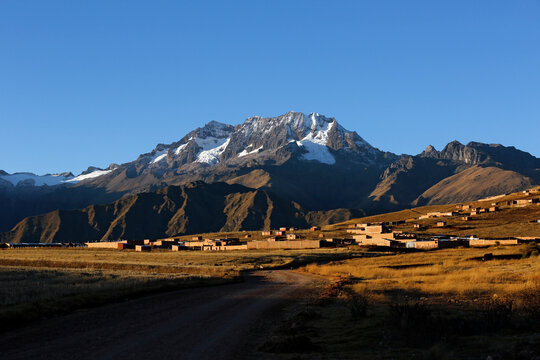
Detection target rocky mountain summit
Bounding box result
[420,141,539,174]
[115,111,393,177]
[370,141,540,210]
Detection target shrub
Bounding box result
[349,294,369,319]
[258,335,321,353]
[390,301,432,332]
[478,297,515,331]
[517,284,540,318]
[521,242,540,258]
[388,301,438,346]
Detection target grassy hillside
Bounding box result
[327,186,540,238]
[413,165,534,206]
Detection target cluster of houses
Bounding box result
[250,227,332,249]
[80,216,539,252]
[345,222,532,249]
[0,242,85,249]
[489,188,540,208]
[86,237,248,252]
[347,224,439,249]
[408,192,540,228]
[82,226,355,252]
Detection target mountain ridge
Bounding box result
[1,111,538,233]
[0,181,364,243]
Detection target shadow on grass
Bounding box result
[0,276,240,334]
[387,296,539,349]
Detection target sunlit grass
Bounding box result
[302,246,540,299]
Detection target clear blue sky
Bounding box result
[1,1,539,175]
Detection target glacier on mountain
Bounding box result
[0,172,74,186]
[296,113,336,164]
[196,137,231,164]
[0,168,114,186]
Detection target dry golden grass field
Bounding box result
[258,244,540,359]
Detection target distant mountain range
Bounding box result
[1,111,538,240]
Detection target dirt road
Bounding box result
[0,270,320,360]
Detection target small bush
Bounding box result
[479,297,515,331]
[349,294,368,319]
[422,343,455,360]
[517,285,540,318]
[387,301,438,346]
[521,242,540,258]
[390,302,432,332]
[258,335,321,353]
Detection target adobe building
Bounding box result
[469,239,518,246]
[86,241,126,249]
[325,238,354,246]
[352,225,416,248]
[247,239,323,250]
[135,245,151,252]
[407,240,438,249]
[513,199,530,207]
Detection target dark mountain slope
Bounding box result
[0,185,125,233]
[0,182,361,243]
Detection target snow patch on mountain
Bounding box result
[196,137,231,164]
[174,143,188,155]
[0,172,74,186]
[68,169,112,182]
[149,149,169,164]
[238,145,263,157]
[299,142,336,164]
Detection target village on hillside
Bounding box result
[3,188,540,252]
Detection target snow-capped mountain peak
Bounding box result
[233,111,378,164]
[3,112,389,190]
